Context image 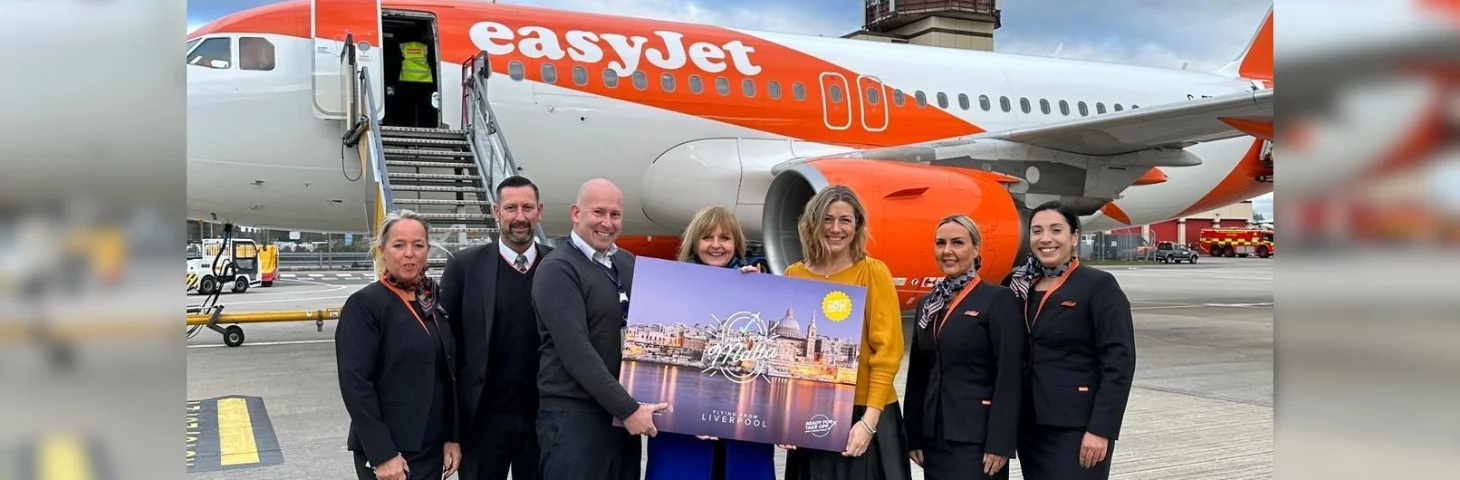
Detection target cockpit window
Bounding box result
[187,38,200,52]
[239,37,276,71]
[188,37,231,69]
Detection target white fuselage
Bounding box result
[187,25,1268,237]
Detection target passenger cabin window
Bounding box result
[603,69,619,88]
[188,37,231,69]
[1039,99,1051,115]
[742,79,757,98]
[936,92,949,109]
[660,73,676,92]
[572,66,589,86]
[715,77,730,96]
[863,85,877,104]
[239,37,275,71]
[541,64,557,84]
[1078,101,1089,116]
[1020,97,1031,113]
[1000,96,1011,112]
[632,71,647,90]
[793,82,807,101]
[893,89,905,106]
[915,91,927,107]
[689,75,704,94]
[1096,102,1107,114]
[769,81,783,100]
[1058,100,1070,116]
[509,61,525,81]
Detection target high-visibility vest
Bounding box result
[399,41,433,83]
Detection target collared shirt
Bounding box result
[498,240,538,270]
[569,230,618,269]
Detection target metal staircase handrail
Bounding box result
[358,65,395,211]
[462,51,548,245]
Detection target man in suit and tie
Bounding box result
[441,175,550,480]
[533,178,668,480]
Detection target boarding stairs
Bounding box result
[342,38,547,278]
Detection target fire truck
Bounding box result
[1197,228,1274,258]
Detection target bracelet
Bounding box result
[858,419,877,435]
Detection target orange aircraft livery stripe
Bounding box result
[189,0,986,148]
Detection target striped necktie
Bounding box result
[514,254,528,273]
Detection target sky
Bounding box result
[186,0,1275,218]
[627,257,865,343]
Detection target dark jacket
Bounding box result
[1003,264,1136,441]
[336,281,458,466]
[439,241,553,432]
[904,279,1025,457]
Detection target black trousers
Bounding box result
[537,410,641,480]
[461,410,540,480]
[1015,424,1114,480]
[920,438,1008,480]
[352,444,443,480]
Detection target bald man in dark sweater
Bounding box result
[532,179,668,480]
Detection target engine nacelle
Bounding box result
[762,158,1027,307]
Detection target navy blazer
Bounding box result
[1004,263,1136,441]
[904,279,1025,457]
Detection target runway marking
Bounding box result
[217,294,352,306]
[218,398,260,466]
[186,396,283,473]
[308,274,324,278]
[36,433,93,480]
[188,339,334,349]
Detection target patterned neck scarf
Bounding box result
[918,270,978,329]
[1007,253,1075,301]
[382,268,439,314]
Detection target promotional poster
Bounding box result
[619,257,866,452]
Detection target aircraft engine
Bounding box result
[761,158,1028,296]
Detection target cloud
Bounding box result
[994,0,1272,72]
[1252,192,1274,220]
[517,0,850,38]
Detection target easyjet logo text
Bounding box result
[469,21,763,77]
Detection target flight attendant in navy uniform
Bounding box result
[905,214,1025,480]
[1002,201,1136,480]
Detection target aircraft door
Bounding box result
[312,0,383,120]
[855,75,888,132]
[819,72,851,131]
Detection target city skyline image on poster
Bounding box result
[619,257,866,452]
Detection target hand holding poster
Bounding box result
[618,257,866,452]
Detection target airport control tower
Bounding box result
[843,0,1001,51]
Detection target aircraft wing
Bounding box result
[771,88,1274,215]
[988,88,1273,155]
[794,88,1274,170]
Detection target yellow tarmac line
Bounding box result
[217,398,260,466]
[39,433,92,480]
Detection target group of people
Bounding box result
[335,175,1137,480]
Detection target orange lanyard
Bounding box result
[1025,258,1079,331]
[381,281,435,334]
[934,275,979,342]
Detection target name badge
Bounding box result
[619,292,629,304]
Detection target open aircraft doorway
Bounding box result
[381,10,442,129]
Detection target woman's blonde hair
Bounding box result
[937,214,982,247]
[797,185,870,267]
[937,214,984,272]
[677,206,747,263]
[372,209,431,275]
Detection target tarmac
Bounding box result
[184,257,1273,479]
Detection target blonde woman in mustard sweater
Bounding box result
[780,185,912,480]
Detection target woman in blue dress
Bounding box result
[644,206,777,480]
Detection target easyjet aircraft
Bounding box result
[187,0,1273,307]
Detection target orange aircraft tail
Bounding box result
[1217,6,1273,86]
